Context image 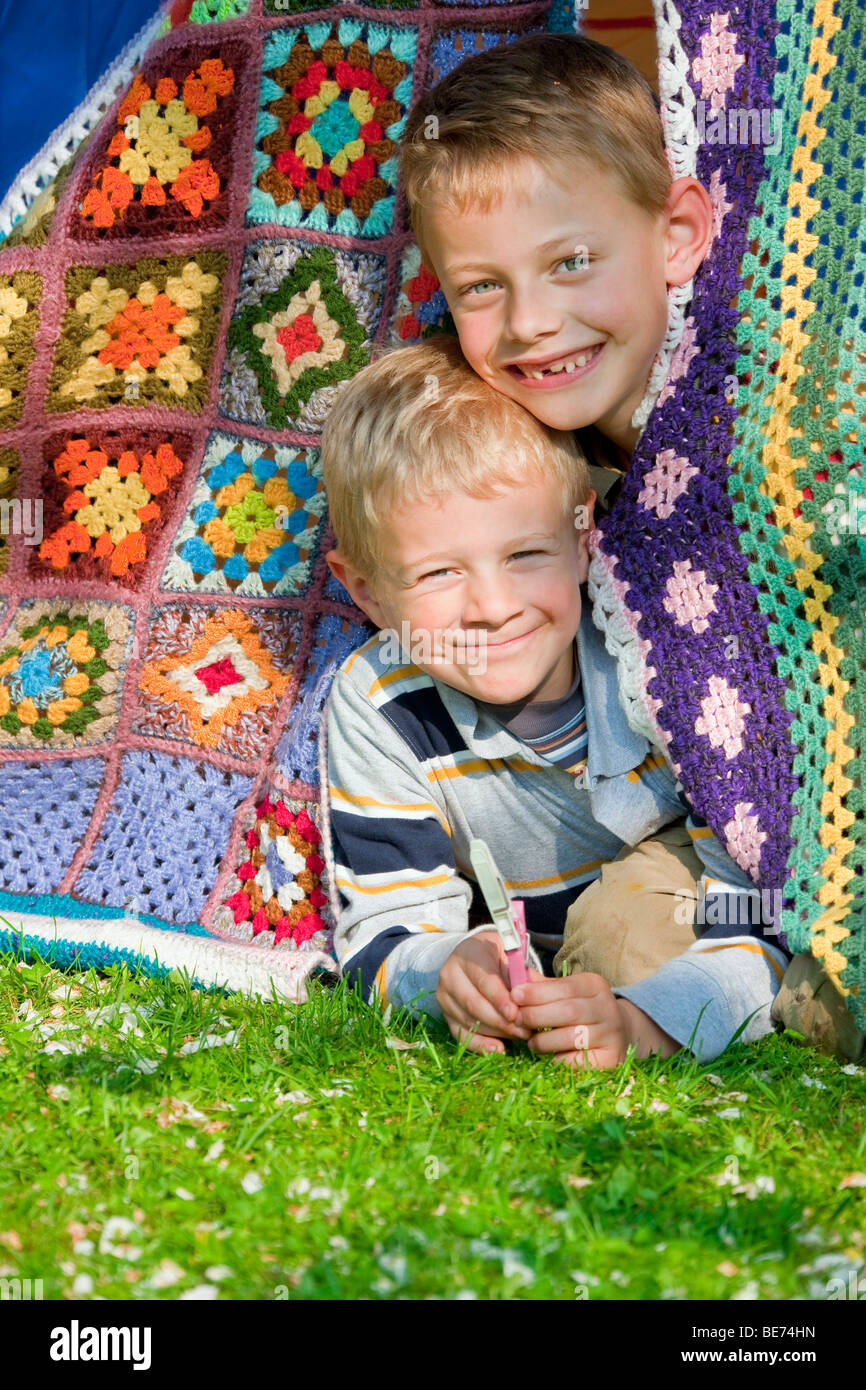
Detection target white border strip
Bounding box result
[0,910,338,1003]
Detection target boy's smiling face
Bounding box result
[328,470,595,707]
[420,157,700,452]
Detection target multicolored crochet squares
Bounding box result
[72,51,243,236]
[248,22,416,236]
[0,601,133,748]
[31,432,191,587]
[214,792,330,950]
[47,254,225,413]
[133,605,300,758]
[222,241,380,430]
[0,272,42,428]
[162,432,326,596]
[391,244,453,343]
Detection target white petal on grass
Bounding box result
[98,1216,142,1260]
[149,1260,185,1289]
[205,1265,233,1281]
[178,1030,239,1055]
[179,1285,219,1300]
[841,1063,862,1076]
[205,1140,224,1162]
[800,1073,828,1089]
[241,1172,264,1195]
[72,1274,94,1295]
[716,1107,742,1119]
[73,1239,95,1256]
[175,1187,196,1201]
[385,1036,422,1051]
[274,1089,311,1106]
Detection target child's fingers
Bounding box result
[442,975,531,1041]
[513,972,609,1008]
[527,1022,598,1055]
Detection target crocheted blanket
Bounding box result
[0,0,863,1024]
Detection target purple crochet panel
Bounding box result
[595,0,797,910]
[0,757,105,894]
[74,751,254,924]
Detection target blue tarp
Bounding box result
[0,0,159,205]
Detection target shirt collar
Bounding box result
[435,599,649,779]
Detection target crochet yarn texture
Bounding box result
[0,0,581,1000]
[0,0,863,1026]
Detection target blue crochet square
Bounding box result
[0,757,105,894]
[74,750,254,923]
[274,612,374,784]
[428,27,542,85]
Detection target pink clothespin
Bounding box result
[469,838,529,988]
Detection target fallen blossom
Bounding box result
[175,1188,196,1201]
[274,1089,310,1106]
[386,1036,422,1051]
[98,1216,142,1261]
[566,1174,593,1189]
[148,1260,185,1289]
[179,1285,219,1300]
[800,1073,827,1090]
[178,1030,239,1055]
[205,1140,224,1162]
[205,1265,233,1282]
[241,1172,264,1195]
[839,1173,866,1189]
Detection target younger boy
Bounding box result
[320,337,789,1067]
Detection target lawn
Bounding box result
[0,952,863,1301]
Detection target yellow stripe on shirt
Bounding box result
[696,940,786,982]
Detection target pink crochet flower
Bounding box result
[724,802,767,878]
[638,450,699,519]
[694,675,751,759]
[708,169,735,250]
[692,13,746,116]
[657,318,700,406]
[663,558,720,633]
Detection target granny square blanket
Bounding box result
[0,0,863,1026]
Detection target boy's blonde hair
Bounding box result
[400,32,671,262]
[320,334,591,584]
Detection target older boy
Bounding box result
[320,337,789,1067]
[395,31,860,1060]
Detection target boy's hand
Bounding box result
[512,971,680,1069]
[437,930,533,1054]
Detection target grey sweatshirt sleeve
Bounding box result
[325,669,543,1016]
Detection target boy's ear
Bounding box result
[663,177,715,287]
[325,548,388,628]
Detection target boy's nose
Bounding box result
[461,571,522,627]
[505,285,561,346]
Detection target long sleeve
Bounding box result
[612,798,789,1060]
[326,668,495,1015]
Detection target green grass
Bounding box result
[0,953,863,1301]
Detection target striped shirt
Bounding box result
[322,596,789,1061]
[477,639,588,776]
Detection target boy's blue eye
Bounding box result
[560,254,590,271]
[464,280,498,295]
